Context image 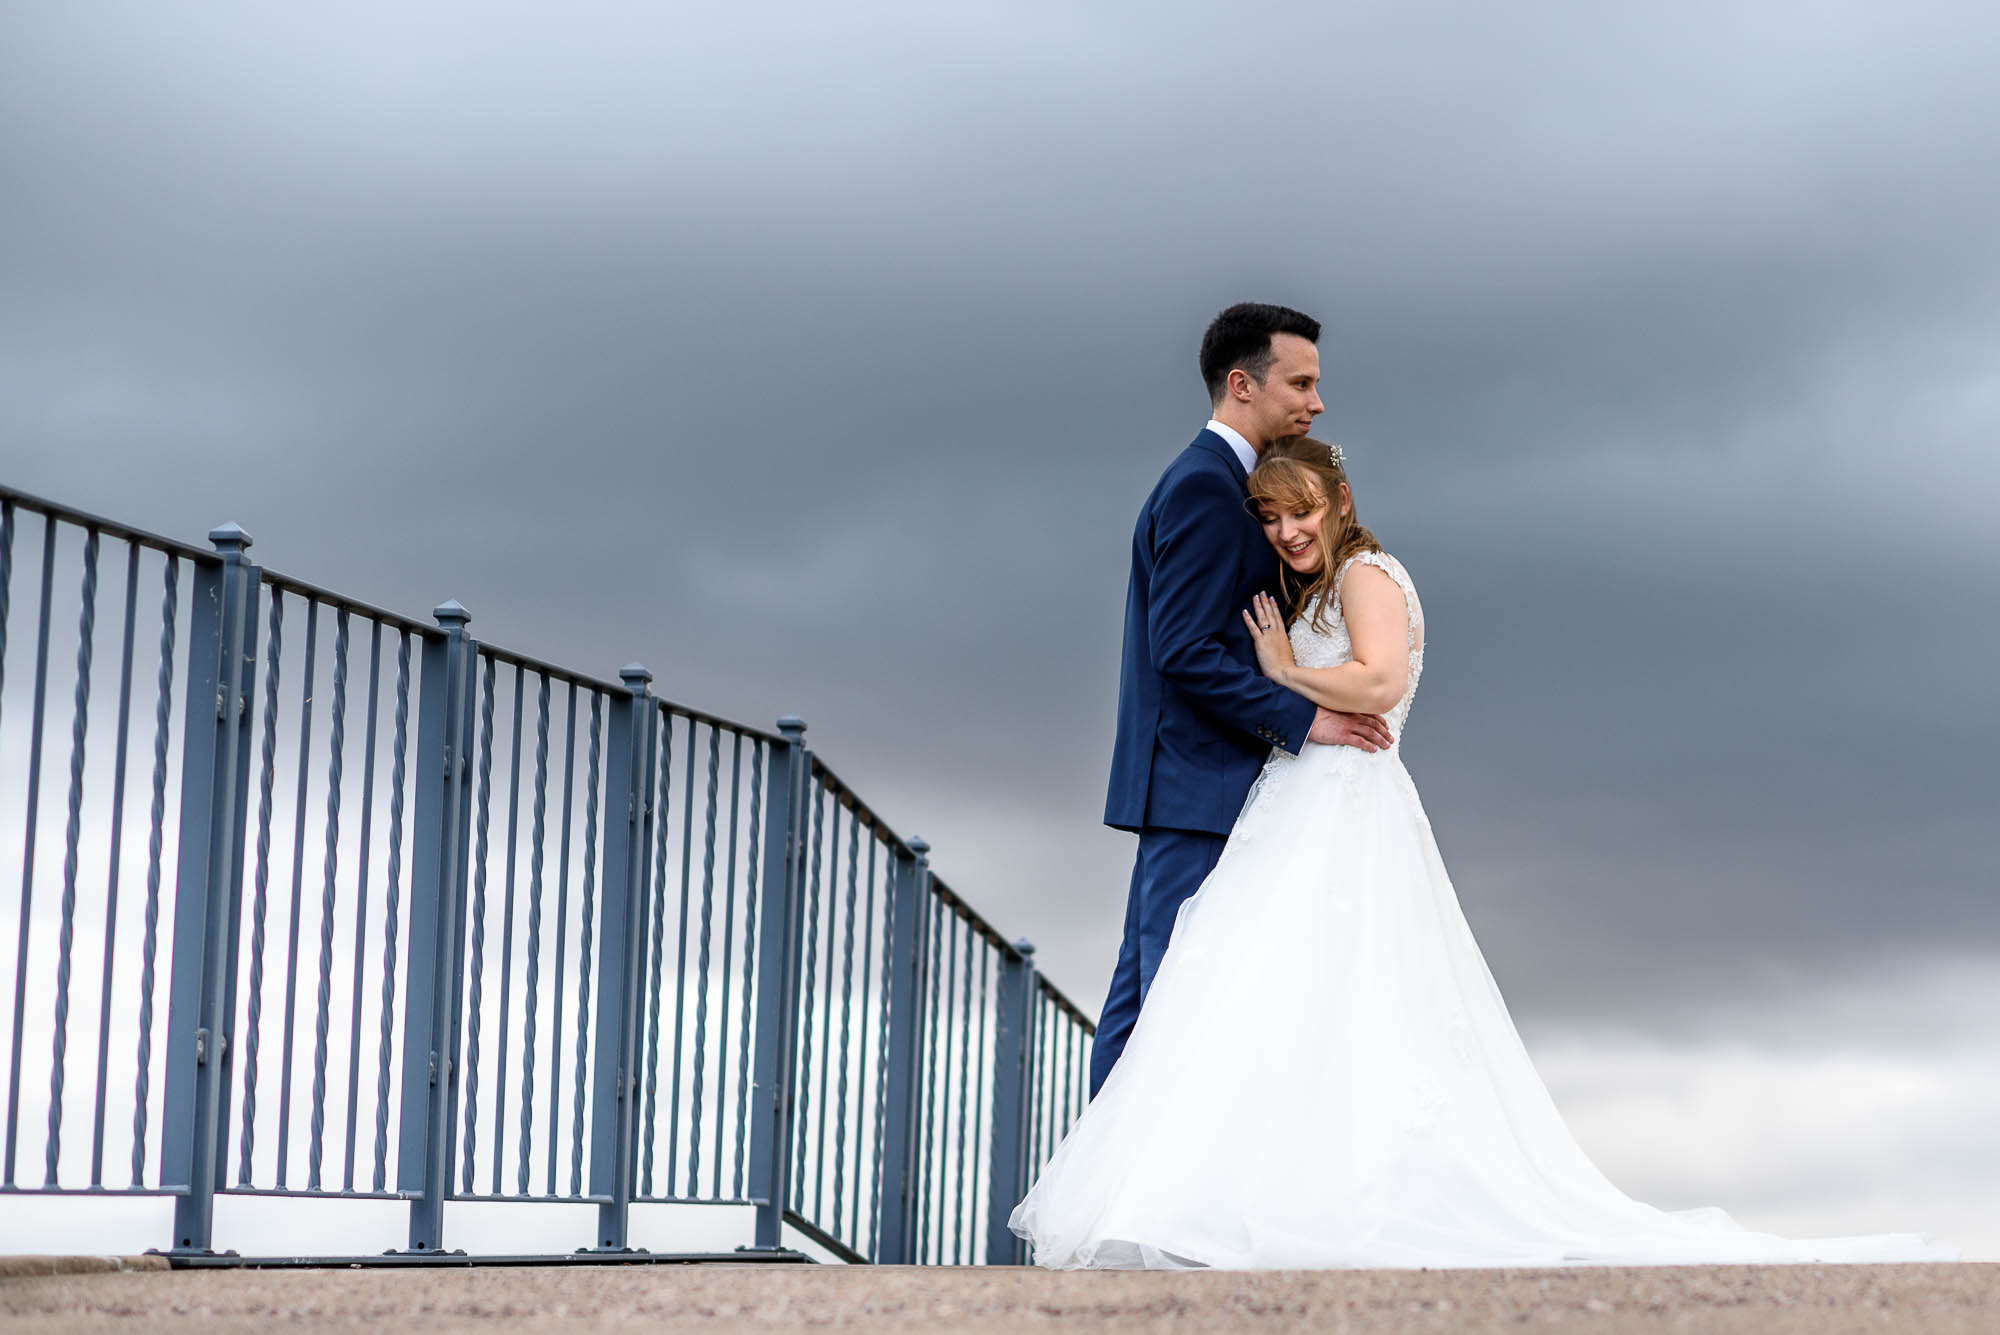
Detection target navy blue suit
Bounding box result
[1091,429,1318,1095]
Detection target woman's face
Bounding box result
[1256,485,1330,576]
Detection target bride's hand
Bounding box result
[1240,592,1295,679]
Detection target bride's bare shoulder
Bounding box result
[1336,554,1406,603]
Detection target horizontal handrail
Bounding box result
[808,756,1096,1033]
[1,484,785,747]
[1032,973,1097,1037]
[804,754,919,855]
[0,482,216,563]
[257,572,443,642]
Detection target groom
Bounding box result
[1092,302,1393,1097]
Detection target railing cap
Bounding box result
[433,599,471,627]
[208,521,252,552]
[908,835,930,858]
[776,714,807,741]
[619,662,653,689]
[1012,937,1036,957]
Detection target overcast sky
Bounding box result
[3,1,1995,1256]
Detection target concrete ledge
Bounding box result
[0,1258,1994,1333]
[0,1255,171,1278]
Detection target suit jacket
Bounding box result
[1104,429,1319,834]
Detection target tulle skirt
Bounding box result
[1007,742,1954,1269]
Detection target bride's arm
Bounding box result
[1241,563,1410,716]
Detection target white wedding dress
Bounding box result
[1009,551,1952,1269]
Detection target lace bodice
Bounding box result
[1290,550,1425,741]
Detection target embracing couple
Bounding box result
[1006,302,1953,1270]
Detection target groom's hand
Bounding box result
[1308,707,1393,752]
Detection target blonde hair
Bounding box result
[1245,437,1380,634]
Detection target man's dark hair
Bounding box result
[1199,302,1321,403]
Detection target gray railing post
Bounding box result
[396,601,479,1252]
[872,836,931,1264]
[983,938,1038,1265]
[159,524,259,1253]
[587,665,658,1251]
[743,715,808,1253]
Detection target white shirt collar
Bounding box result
[1204,418,1259,475]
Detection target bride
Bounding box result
[1007,437,1953,1270]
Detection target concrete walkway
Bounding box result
[2,1259,1994,1333]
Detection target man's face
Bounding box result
[1243,333,1325,446]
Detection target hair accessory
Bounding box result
[1326,441,1345,468]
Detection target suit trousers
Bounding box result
[1088,826,1227,1098]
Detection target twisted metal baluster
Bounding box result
[730,742,764,1198]
[274,598,320,1186]
[829,804,861,1238]
[1049,1021,1063,1155]
[790,784,826,1209]
[850,828,881,1247]
[953,920,975,1263]
[1048,1015,1064,1159]
[1055,1002,1074,1160]
[1026,995,1045,1179]
[130,553,177,1186]
[88,542,140,1187]
[306,606,350,1190]
[490,664,524,1195]
[710,733,742,1198]
[568,692,602,1196]
[866,835,891,1253]
[1038,998,1057,1171]
[1048,1002,1065,1166]
[543,683,576,1195]
[4,517,57,1187]
[915,895,944,1263]
[459,654,496,1192]
[516,676,550,1194]
[236,589,285,1182]
[1048,1002,1064,1165]
[1055,1020,1070,1143]
[934,905,957,1263]
[370,631,411,1191]
[1060,1011,1077,1140]
[938,910,962,1261]
[664,724,697,1193]
[342,620,383,1191]
[686,726,721,1194]
[1023,997,1040,1183]
[811,799,841,1222]
[963,935,990,1262]
[639,711,674,1197]
[44,527,100,1184]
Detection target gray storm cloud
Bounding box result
[2,0,1994,1034]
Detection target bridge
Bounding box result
[0,481,1094,1265]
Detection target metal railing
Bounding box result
[0,483,1093,1262]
